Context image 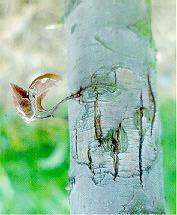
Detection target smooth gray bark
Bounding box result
[65,0,165,214]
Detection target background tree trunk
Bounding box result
[65,0,165,213]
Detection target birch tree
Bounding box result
[65,0,165,214]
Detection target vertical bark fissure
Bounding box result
[147,72,156,135]
[111,124,121,181]
[75,128,78,159]
[94,94,103,146]
[87,145,95,177]
[139,90,144,188]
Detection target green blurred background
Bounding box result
[0,0,175,214]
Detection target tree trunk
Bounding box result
[65,0,165,214]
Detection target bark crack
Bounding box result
[94,94,103,146]
[139,90,144,188]
[147,72,156,135]
[87,145,95,177]
[111,125,120,181]
[75,128,78,159]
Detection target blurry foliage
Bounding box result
[160,98,176,214]
[0,104,69,214]
[0,98,175,213]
